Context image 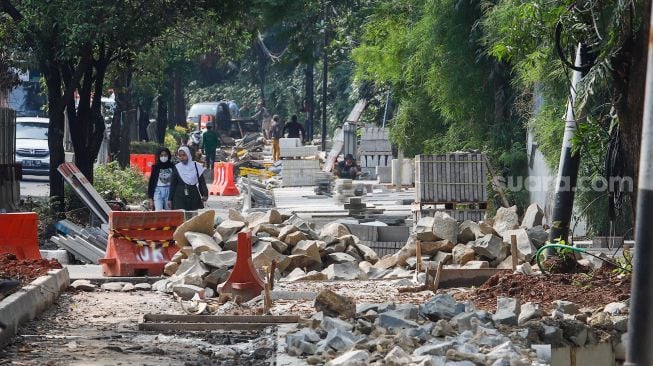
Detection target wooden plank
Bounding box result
[142,314,300,323]
[472,153,478,202]
[140,322,283,331]
[425,268,510,288]
[511,235,518,271]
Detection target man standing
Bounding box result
[239,101,252,118]
[251,100,272,139]
[270,115,284,161]
[201,123,219,169]
[228,100,239,118]
[282,114,306,141]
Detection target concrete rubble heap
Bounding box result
[284,291,630,365]
[375,205,563,273]
[153,209,390,299]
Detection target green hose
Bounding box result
[534,243,631,274]
[535,244,588,274]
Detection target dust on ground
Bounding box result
[0,289,271,365]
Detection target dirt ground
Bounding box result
[0,254,62,285]
[0,290,272,366]
[454,269,631,312]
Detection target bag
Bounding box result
[194,163,205,209]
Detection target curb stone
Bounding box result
[0,268,70,348]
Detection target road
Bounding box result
[20,176,50,198]
[0,290,275,365]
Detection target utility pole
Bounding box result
[547,44,585,247]
[626,5,653,364]
[321,0,328,152]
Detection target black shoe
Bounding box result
[0,279,20,298]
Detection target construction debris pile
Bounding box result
[373,204,554,274]
[282,289,629,365]
[152,209,396,300]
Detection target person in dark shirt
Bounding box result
[147,147,174,210]
[336,154,359,179]
[201,123,219,169]
[270,115,284,161]
[282,114,306,141]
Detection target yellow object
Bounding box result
[238,167,275,178]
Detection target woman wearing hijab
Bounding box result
[147,147,174,210]
[168,146,209,210]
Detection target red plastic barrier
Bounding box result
[217,231,264,301]
[210,162,239,196]
[0,212,41,259]
[209,161,221,196]
[129,154,156,178]
[199,114,215,130]
[99,211,184,277]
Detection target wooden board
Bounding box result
[139,314,300,331]
[425,268,510,288]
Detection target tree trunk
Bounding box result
[43,60,66,211]
[613,1,650,209]
[156,94,168,143]
[112,67,134,168]
[305,62,314,140]
[172,70,186,127]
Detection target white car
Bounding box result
[15,117,49,177]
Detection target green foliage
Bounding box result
[164,131,180,153]
[129,141,160,154]
[353,0,528,209]
[94,162,148,204]
[612,250,633,275]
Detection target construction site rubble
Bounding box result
[152,209,395,301]
[282,291,629,365]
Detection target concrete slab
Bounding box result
[65,265,163,284]
[0,268,70,348]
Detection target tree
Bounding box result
[352,0,527,207]
[0,0,211,208]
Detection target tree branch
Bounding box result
[0,0,23,21]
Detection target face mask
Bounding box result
[160,156,169,163]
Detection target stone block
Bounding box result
[173,210,215,247]
[493,205,519,236]
[521,203,544,228]
[185,231,221,254]
[200,250,236,269]
[322,262,362,281]
[314,289,356,319]
[216,220,246,239]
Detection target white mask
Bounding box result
[160,156,169,163]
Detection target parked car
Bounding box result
[15,117,49,177]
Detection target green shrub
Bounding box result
[130,141,160,154]
[94,161,148,204]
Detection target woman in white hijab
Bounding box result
[168,146,209,210]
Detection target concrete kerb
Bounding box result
[0,267,70,348]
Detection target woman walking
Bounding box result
[147,147,174,211]
[168,146,208,210]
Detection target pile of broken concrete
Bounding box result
[373,204,550,273]
[282,289,629,365]
[154,209,385,300]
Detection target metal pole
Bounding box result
[382,89,391,128]
[626,5,653,364]
[321,0,328,152]
[547,44,584,248]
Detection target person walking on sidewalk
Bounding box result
[270,114,284,161]
[201,123,219,169]
[168,146,208,210]
[147,147,174,210]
